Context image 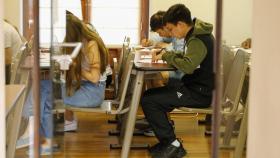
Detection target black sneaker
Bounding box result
[149,142,166,156]
[152,143,187,158]
[143,127,156,137]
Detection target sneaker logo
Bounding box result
[176,92,183,98]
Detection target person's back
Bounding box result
[4,20,23,57]
[4,20,23,83]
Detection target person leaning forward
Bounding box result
[141,4,215,158]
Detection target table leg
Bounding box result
[121,71,144,158]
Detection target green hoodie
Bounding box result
[162,19,213,74]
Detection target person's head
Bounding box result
[65,11,109,95]
[163,4,193,39]
[150,11,171,37]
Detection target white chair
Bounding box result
[64,52,134,115]
[233,98,248,158]
[6,41,33,158]
[222,45,235,92]
[177,49,250,147]
[113,37,131,98]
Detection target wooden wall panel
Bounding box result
[80,0,92,23]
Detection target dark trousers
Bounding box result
[141,84,211,144]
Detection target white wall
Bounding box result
[222,0,252,45]
[0,0,6,157]
[150,0,252,46]
[4,0,22,33]
[150,0,216,26]
[248,0,280,158]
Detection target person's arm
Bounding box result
[141,38,154,47]
[161,38,207,74]
[154,42,170,49]
[5,47,12,65]
[81,41,101,83]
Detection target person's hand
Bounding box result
[141,39,153,47]
[154,42,169,49]
[152,48,165,62]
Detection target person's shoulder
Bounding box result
[4,21,15,32]
[3,21,20,38]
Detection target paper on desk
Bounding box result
[141,55,152,59]
[40,53,50,61]
[40,52,50,67]
[137,59,165,63]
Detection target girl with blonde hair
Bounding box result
[23,11,109,155]
[63,11,109,130]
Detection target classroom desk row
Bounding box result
[34,46,251,158]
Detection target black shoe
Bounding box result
[149,142,166,156]
[152,143,187,158]
[135,118,150,130]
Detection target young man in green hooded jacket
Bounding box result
[141,4,214,158]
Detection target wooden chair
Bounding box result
[177,49,250,147]
[6,41,33,158]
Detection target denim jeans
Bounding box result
[23,80,106,138]
[22,80,53,138]
[61,80,105,107]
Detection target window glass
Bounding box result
[40,0,82,44]
[91,0,140,45]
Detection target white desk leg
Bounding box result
[234,106,248,158]
[121,71,145,158]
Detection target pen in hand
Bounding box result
[156,48,166,55]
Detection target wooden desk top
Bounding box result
[5,84,26,116]
[134,51,176,71]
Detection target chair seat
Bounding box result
[178,106,213,114]
[65,100,114,114]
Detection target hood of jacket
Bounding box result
[192,18,213,36]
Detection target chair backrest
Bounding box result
[222,49,249,114]
[110,52,134,114]
[6,40,33,158]
[222,45,235,92]
[114,38,131,98]
[113,53,135,110]
[10,41,28,84]
[65,52,135,114]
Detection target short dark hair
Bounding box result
[150,11,166,32]
[163,4,192,25]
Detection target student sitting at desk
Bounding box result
[142,11,185,88]
[23,11,109,155]
[62,11,109,132]
[141,4,214,158]
[137,11,186,137]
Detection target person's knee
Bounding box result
[141,95,149,108]
[141,94,158,112]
